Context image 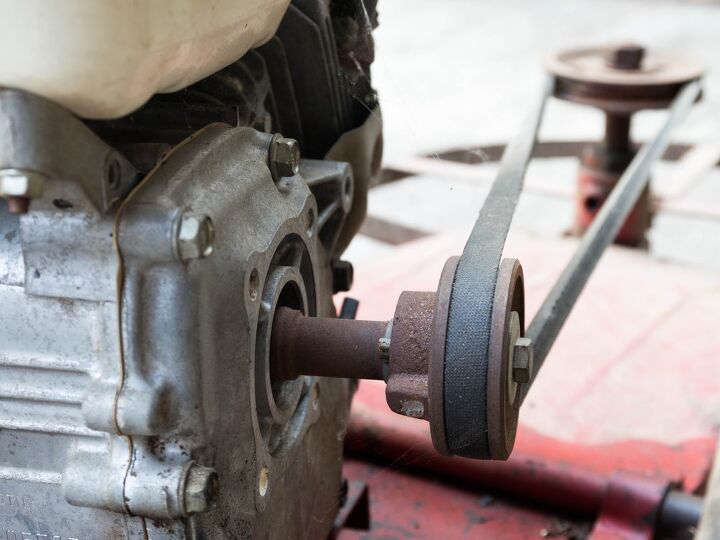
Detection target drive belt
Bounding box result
[443,77,552,459]
[442,77,701,459]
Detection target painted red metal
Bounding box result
[336,230,720,538]
[576,163,650,246]
[590,472,669,540]
[339,458,587,540]
[342,382,712,538]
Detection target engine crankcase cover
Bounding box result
[0,124,351,539]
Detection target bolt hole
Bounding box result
[258,467,269,497]
[106,159,122,191]
[306,208,316,237]
[249,269,259,302]
[344,177,352,199]
[584,196,601,211]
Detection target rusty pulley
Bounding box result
[546,43,704,112]
[270,254,531,460]
[546,44,704,246]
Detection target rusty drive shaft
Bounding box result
[270,307,387,381]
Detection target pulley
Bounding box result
[547,44,704,245]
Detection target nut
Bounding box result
[608,44,645,70]
[0,169,45,199]
[177,213,214,261]
[184,465,219,515]
[269,137,301,181]
[512,337,533,384]
[332,260,354,293]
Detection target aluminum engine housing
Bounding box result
[0,93,358,537]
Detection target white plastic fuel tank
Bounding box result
[0,0,291,119]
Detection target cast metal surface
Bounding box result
[0,1,384,537]
[0,91,363,538]
[345,382,704,540]
[385,291,436,420]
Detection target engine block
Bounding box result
[0,90,365,538]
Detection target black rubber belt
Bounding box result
[522,80,702,403]
[443,77,551,458]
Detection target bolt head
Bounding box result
[270,137,301,180]
[184,465,219,515]
[177,213,214,261]
[608,44,645,70]
[332,260,354,293]
[512,337,533,384]
[0,169,44,198]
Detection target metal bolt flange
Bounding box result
[512,337,533,384]
[269,136,301,181]
[184,465,219,515]
[177,213,215,261]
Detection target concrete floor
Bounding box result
[346,0,720,272]
[372,0,720,162]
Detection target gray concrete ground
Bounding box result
[346,0,720,272]
[373,0,720,161]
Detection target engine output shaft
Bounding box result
[270,308,388,382]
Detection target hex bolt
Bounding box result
[608,44,645,71]
[332,260,354,293]
[269,136,301,182]
[176,212,215,261]
[512,337,534,384]
[184,465,219,515]
[0,169,45,215]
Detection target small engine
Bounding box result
[0,1,382,537]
